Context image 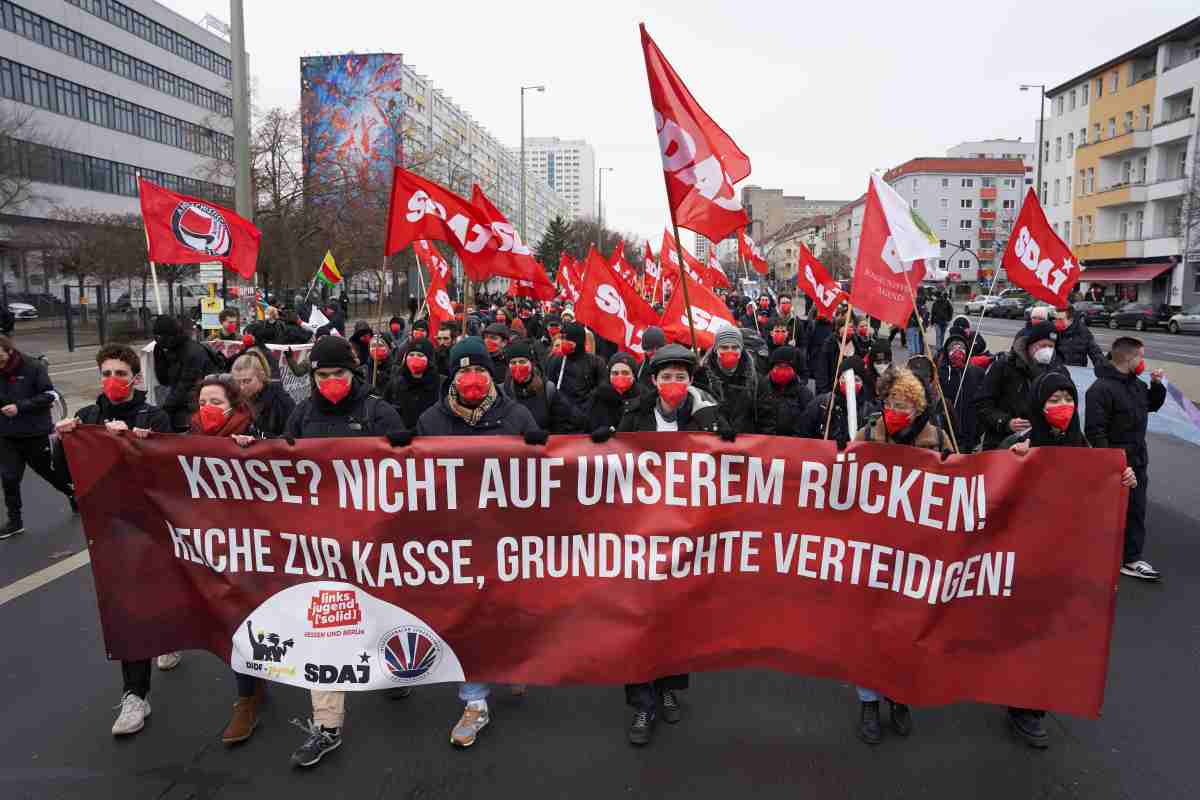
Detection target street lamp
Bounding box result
[519,84,545,243]
[598,166,615,248]
[1020,84,1046,202]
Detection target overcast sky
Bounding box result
[165,0,1196,249]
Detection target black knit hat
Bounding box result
[412,318,429,333]
[608,352,638,373]
[153,315,181,337]
[1025,320,1058,347]
[447,337,494,379]
[505,337,537,362]
[641,326,667,352]
[868,338,893,364]
[309,336,357,371]
[769,345,799,366]
[483,322,511,340]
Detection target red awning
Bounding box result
[1079,263,1174,284]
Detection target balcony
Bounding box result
[1151,113,1194,145]
[1147,176,1187,201]
[980,187,997,199]
[1073,240,1130,261]
[979,209,997,221]
[1092,181,1148,207]
[979,229,997,241]
[978,249,996,260]
[1096,129,1152,158]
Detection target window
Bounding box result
[66,0,232,79]
[1093,122,1101,141]
[1042,181,1048,199]
[959,219,973,229]
[938,260,947,269]
[1079,127,1087,146]
[959,258,971,269]
[1003,177,1016,188]
[1053,179,1061,204]
[959,239,970,249]
[1119,212,1129,238]
[981,177,995,187]
[960,198,973,209]
[1066,175,1072,197]
[1055,96,1064,116]
[1124,111,1134,133]
[1095,77,1103,98]
[1109,71,1119,93]
[939,218,948,229]
[1069,89,1077,110]
[1122,160,1132,183]
[1108,117,1116,138]
[1086,167,1094,193]
[912,179,919,192]
[1055,137,1062,161]
[911,199,919,209]
[1085,215,1093,243]
[1002,199,1016,210]
[1136,155,1147,183]
[981,199,993,209]
[1081,82,1089,104]
[1134,210,1144,239]
[961,178,974,188]
[940,197,948,208]
[1043,140,1050,162]
[1075,217,1083,244]
[941,178,949,188]
[1067,132,1074,153]
[1063,221,1070,242]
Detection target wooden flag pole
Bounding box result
[900,274,961,454]
[668,218,700,352]
[822,302,855,440]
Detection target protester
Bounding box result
[214,308,241,341]
[280,310,313,344]
[434,323,455,375]
[54,344,173,735]
[153,315,218,431]
[483,322,512,382]
[930,291,954,349]
[364,335,397,391]
[807,310,834,380]
[637,326,667,389]
[1084,337,1166,581]
[904,305,925,358]
[949,314,988,357]
[1055,306,1104,367]
[694,326,775,434]
[546,322,606,411]
[763,346,814,436]
[797,359,870,443]
[936,333,984,452]
[383,339,443,430]
[851,367,946,744]
[863,339,893,403]
[388,315,407,342]
[975,321,1069,451]
[585,352,647,432]
[814,314,864,396]
[348,321,374,368]
[283,336,404,767]
[500,338,583,433]
[230,352,295,438]
[612,343,730,745]
[415,338,542,748]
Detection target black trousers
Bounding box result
[235,672,259,698]
[0,435,72,517]
[625,675,689,712]
[1124,466,1149,564]
[122,659,151,698]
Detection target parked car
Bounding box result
[1107,302,1170,331]
[344,287,379,305]
[1071,301,1109,326]
[964,296,1000,315]
[990,298,1027,319]
[7,303,37,320]
[1167,304,1200,334]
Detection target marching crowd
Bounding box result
[0,284,1165,766]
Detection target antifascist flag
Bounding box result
[661,269,737,350]
[470,185,556,300]
[659,229,708,288]
[138,178,260,279]
[706,248,732,290]
[738,228,769,275]
[640,24,750,244]
[413,240,454,330]
[849,175,940,328]
[574,247,660,361]
[1001,188,1080,308]
[316,251,342,287]
[797,244,847,320]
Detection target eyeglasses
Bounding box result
[204,373,233,381]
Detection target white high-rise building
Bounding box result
[521,137,596,221]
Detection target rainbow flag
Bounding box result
[316,251,342,287]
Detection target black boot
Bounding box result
[628,708,655,746]
[1008,707,1049,749]
[888,700,912,736]
[0,516,24,540]
[858,701,882,745]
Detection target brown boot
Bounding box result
[222,696,258,745]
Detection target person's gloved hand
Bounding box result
[387,430,415,447]
[718,426,737,442]
[590,426,614,444]
[524,429,550,446]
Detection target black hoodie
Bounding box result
[974,330,1069,450]
[544,322,606,410]
[1001,371,1085,448]
[383,339,444,429]
[286,378,403,438]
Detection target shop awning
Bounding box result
[1079,262,1174,284]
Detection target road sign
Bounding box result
[200,297,224,330]
[198,262,223,283]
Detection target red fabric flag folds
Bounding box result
[1001,188,1080,308]
[138,178,260,279]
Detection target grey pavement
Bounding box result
[0,430,1197,798]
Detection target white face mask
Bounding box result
[1032,347,1054,365]
[874,362,889,376]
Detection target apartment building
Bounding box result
[520,137,595,221]
[0,0,238,292]
[1041,16,1200,308]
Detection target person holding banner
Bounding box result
[230,352,295,439]
[283,336,405,768]
[383,338,443,430]
[414,338,544,749]
[693,327,776,435]
[613,344,730,746]
[501,339,585,434]
[935,334,985,453]
[796,359,871,444]
[54,345,173,735]
[975,321,1069,451]
[585,353,649,433]
[546,323,606,412]
[763,346,813,437]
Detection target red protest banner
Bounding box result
[67,428,1125,717]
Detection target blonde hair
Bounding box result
[231,351,270,381]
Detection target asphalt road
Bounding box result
[0,431,1197,799]
[960,313,1200,367]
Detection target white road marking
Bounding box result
[49,366,104,377]
[0,549,90,608]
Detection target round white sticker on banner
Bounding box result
[231,582,465,691]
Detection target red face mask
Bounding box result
[560,340,577,356]
[242,334,255,348]
[611,373,634,394]
[858,325,869,337]
[883,409,912,436]
[370,347,389,362]
[496,316,507,325]
[948,349,967,369]
[1134,359,1146,375]
[658,381,688,408]
[771,331,787,345]
[1045,403,1075,432]
[405,353,428,377]
[390,323,402,335]
[757,314,770,326]
[455,370,491,404]
[837,378,864,396]
[509,362,533,384]
[780,303,791,314]
[547,325,561,338]
[411,330,426,339]
[197,403,228,434]
[318,375,351,404]
[769,364,795,386]
[224,322,237,334]
[552,341,563,355]
[102,376,132,403]
[758,300,769,309]
[718,350,740,371]
[1054,318,1068,332]
[485,338,502,354]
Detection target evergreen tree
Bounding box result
[535,215,571,276]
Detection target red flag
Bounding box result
[413,240,455,331]
[1001,188,1080,307]
[738,228,769,275]
[138,178,260,279]
[470,185,556,300]
[608,240,639,289]
[640,25,751,243]
[706,248,732,290]
[556,253,581,303]
[574,248,660,361]
[661,271,738,350]
[849,178,927,328]
[796,244,848,320]
[659,229,708,288]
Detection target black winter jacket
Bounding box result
[0,352,56,437]
[1084,360,1165,470]
[813,335,868,396]
[585,382,646,432]
[501,375,584,434]
[416,391,540,437]
[384,371,444,430]
[285,381,404,439]
[931,296,954,325]
[765,378,814,437]
[249,381,296,438]
[796,391,873,444]
[693,352,777,435]
[55,391,172,480]
[154,339,213,431]
[1055,319,1104,367]
[974,333,1070,450]
[616,386,726,433]
[937,361,985,453]
[545,352,607,411]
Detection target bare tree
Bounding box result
[0,103,47,215]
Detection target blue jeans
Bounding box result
[934,322,947,349]
[459,682,490,702]
[906,326,923,357]
[856,686,880,702]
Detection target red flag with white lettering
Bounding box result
[796,244,848,320]
[575,248,660,361]
[470,186,556,300]
[138,178,260,279]
[706,248,732,290]
[385,168,493,278]
[738,228,769,275]
[661,271,738,350]
[849,177,928,328]
[659,229,708,288]
[556,253,581,303]
[609,239,640,289]
[640,25,751,244]
[413,240,454,331]
[1001,188,1080,308]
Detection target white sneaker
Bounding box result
[155,652,182,670]
[112,692,151,736]
[1120,561,1161,581]
[450,701,490,747]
